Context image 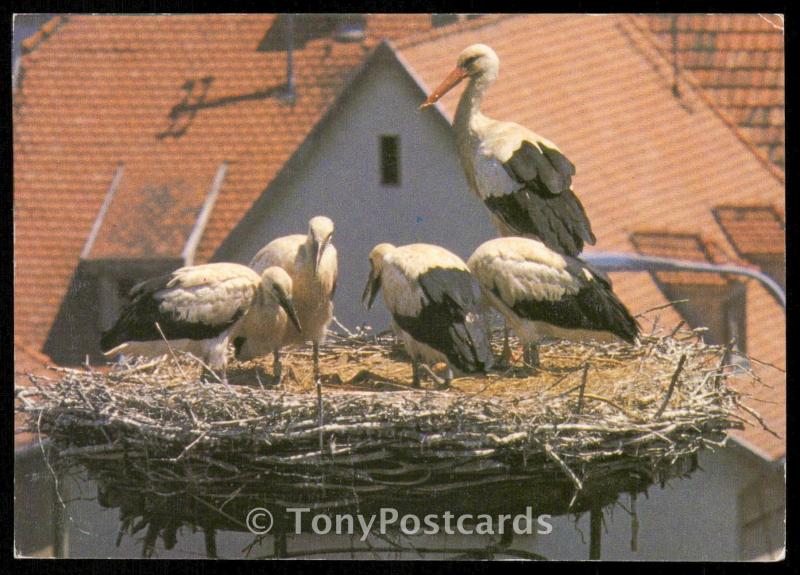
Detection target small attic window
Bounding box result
[380,135,401,186]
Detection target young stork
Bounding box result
[468,237,639,367]
[100,263,301,382]
[243,216,338,386]
[362,243,493,388]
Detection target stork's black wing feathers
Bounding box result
[496,257,639,344]
[393,267,492,373]
[100,272,246,351]
[541,144,576,182]
[493,140,595,257]
[504,141,575,195]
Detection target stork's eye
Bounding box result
[463,55,480,68]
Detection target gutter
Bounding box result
[584,252,786,309]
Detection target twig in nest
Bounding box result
[635,299,689,318]
[744,353,786,374]
[575,364,590,414]
[172,430,209,461]
[668,321,686,339]
[736,401,781,438]
[155,322,189,381]
[713,339,736,390]
[575,394,638,419]
[655,354,687,419]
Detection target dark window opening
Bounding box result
[380,135,401,186]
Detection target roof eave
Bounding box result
[727,434,785,469]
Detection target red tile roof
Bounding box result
[87,164,214,260]
[13,14,479,352]
[397,14,785,459]
[713,205,785,258]
[639,14,785,169]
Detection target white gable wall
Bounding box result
[216,52,496,331]
[535,446,783,560]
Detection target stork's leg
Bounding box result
[440,366,453,390]
[499,324,513,367]
[201,366,226,384]
[523,342,540,368]
[204,335,228,384]
[412,358,421,389]
[273,348,282,386]
[419,363,445,387]
[313,341,324,452]
[313,341,321,384]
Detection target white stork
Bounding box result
[243,216,338,387]
[420,43,597,363]
[420,43,595,258]
[467,237,639,367]
[362,243,493,388]
[101,263,301,382]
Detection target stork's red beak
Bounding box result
[419,67,469,110]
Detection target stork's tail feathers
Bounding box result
[447,312,494,373]
[598,291,640,344]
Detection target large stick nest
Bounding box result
[17,321,751,527]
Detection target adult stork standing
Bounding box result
[420,43,597,361]
[468,237,639,367]
[362,243,493,388]
[101,263,301,382]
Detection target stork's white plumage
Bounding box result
[101,263,301,381]
[362,243,493,388]
[421,44,596,258]
[241,216,338,386]
[468,237,639,366]
[229,267,302,384]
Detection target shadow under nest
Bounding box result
[17,318,758,557]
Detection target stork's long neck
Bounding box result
[454,76,488,140]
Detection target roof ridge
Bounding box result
[623,14,785,184]
[393,14,513,50]
[19,15,69,55]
